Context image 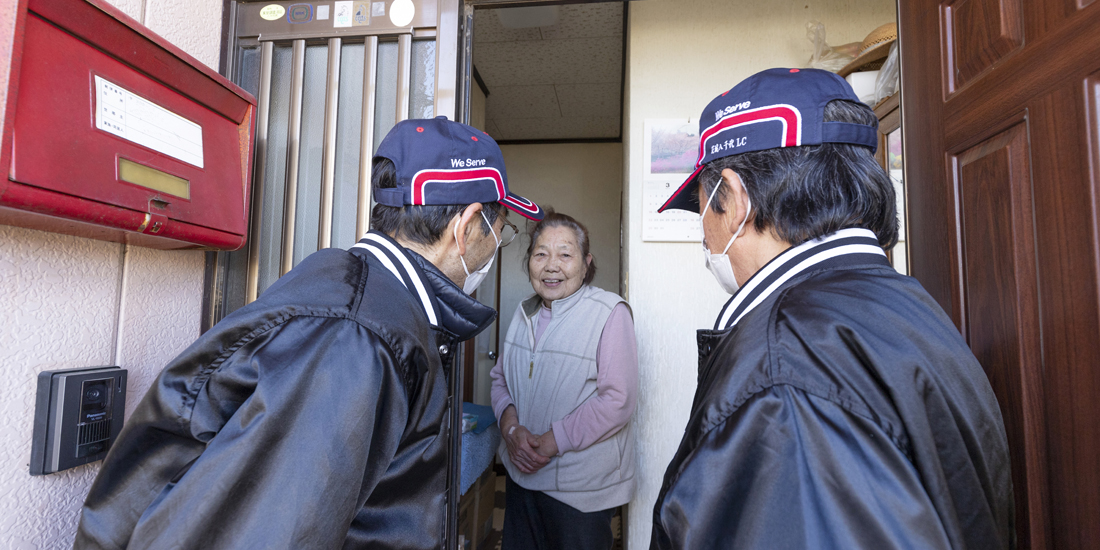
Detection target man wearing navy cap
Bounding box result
[651,69,1014,549]
[76,117,543,550]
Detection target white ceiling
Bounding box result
[473,3,624,142]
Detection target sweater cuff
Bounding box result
[551,419,574,455]
[492,396,514,424]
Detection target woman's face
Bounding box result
[529,225,591,307]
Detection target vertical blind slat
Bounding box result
[280,40,307,276]
[357,36,380,240]
[246,41,274,303]
[318,37,342,249]
[396,34,412,123]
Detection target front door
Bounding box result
[900,1,1100,547]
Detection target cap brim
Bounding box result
[501,193,544,221]
[657,165,705,214]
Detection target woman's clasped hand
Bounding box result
[499,405,556,474]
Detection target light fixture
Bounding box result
[390,0,415,27]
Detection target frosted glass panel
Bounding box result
[332,42,366,249]
[373,41,398,154]
[223,34,441,316]
[292,44,329,264]
[258,44,293,294]
[237,46,262,98]
[410,40,436,120]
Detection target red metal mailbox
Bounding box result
[0,0,256,250]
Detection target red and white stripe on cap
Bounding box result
[411,167,506,204]
[501,194,543,220]
[694,104,804,169]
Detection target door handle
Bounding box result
[488,351,498,360]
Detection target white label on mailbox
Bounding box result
[94,76,204,168]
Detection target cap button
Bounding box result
[435,115,448,120]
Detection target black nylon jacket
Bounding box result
[75,231,495,549]
[652,239,1014,549]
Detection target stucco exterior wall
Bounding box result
[0,1,223,547]
[622,1,896,547]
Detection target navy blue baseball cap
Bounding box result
[373,116,544,220]
[659,68,878,214]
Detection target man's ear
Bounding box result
[720,168,751,234]
[452,203,484,256]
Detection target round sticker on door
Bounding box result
[260,4,286,20]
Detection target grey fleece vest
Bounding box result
[498,285,636,513]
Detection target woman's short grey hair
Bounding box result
[699,99,898,249]
[522,210,597,286]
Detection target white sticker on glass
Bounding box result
[334,1,353,27]
[94,76,204,169]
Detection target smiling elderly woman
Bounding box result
[489,211,638,550]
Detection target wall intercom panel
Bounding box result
[30,366,127,476]
[0,0,257,250]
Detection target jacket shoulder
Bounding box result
[695,268,928,442]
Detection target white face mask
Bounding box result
[701,176,751,295]
[456,210,500,295]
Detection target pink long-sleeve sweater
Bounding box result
[490,302,638,455]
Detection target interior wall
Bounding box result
[0,1,223,547]
[622,1,896,548]
[483,142,623,404]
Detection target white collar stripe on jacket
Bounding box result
[353,234,439,326]
[715,228,886,331]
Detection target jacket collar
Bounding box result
[353,231,496,341]
[408,247,497,341]
[713,228,889,331]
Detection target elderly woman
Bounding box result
[490,211,637,550]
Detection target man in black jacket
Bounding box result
[653,68,1014,549]
[75,117,543,549]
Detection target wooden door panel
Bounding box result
[902,0,1100,546]
[943,0,1024,91]
[954,119,1048,549]
[940,6,1100,148]
[1027,79,1100,550]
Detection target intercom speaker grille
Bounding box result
[78,419,110,445]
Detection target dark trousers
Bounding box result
[502,476,615,550]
